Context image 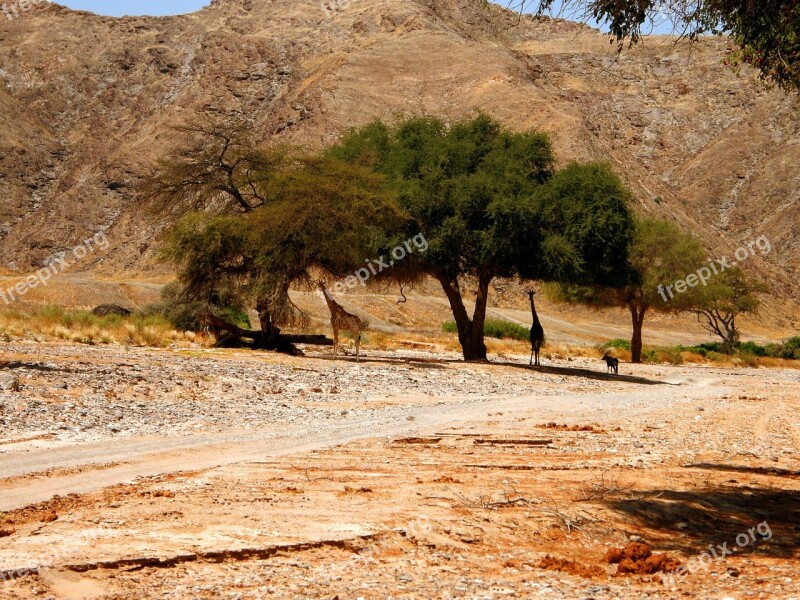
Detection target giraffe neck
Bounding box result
[321,286,341,313]
[530,296,541,325]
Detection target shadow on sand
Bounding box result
[1,361,79,374]
[313,354,668,385]
[685,462,800,479]
[487,360,669,386]
[604,484,800,558]
[312,355,449,370]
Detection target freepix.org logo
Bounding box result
[0,233,110,305]
[2,0,50,21]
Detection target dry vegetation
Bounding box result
[1,304,798,371]
[0,306,198,348]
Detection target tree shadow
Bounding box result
[311,355,448,369]
[604,485,800,559]
[486,360,669,386]
[1,361,78,374]
[686,462,800,480]
[311,355,668,382]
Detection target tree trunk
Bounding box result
[436,272,491,362]
[722,315,740,354]
[198,311,319,355]
[693,309,740,354]
[256,298,274,336]
[255,297,281,349]
[629,302,647,364]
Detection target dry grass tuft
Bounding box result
[0,305,202,348]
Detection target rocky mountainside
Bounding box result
[0,0,797,308]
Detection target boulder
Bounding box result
[91,304,132,317]
[0,374,20,392]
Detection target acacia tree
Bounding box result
[160,155,405,347]
[495,0,799,90]
[248,155,407,330]
[690,266,768,353]
[143,117,290,334]
[142,118,285,216]
[330,115,635,361]
[548,218,707,363]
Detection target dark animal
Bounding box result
[602,350,619,374]
[528,289,544,367]
[91,304,131,317]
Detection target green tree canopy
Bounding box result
[548,218,770,360]
[155,114,638,361]
[529,162,636,287]
[330,114,636,360]
[690,266,768,352]
[547,218,708,362]
[160,155,405,342]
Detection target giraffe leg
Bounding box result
[333,328,339,358]
[355,331,360,362]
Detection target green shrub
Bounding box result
[221,308,252,330]
[681,345,708,357]
[765,336,800,360]
[603,338,631,351]
[442,319,531,342]
[484,319,530,341]
[144,283,251,332]
[682,341,766,359]
[641,349,658,363]
[665,347,684,365]
[737,341,767,357]
[696,342,724,353]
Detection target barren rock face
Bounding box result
[0,0,797,302]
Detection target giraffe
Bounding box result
[528,289,545,367]
[318,282,365,361]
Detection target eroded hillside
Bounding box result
[0,0,797,306]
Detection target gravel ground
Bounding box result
[0,342,798,599]
[0,342,601,443]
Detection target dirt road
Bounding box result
[1,343,798,599]
[1,380,702,512]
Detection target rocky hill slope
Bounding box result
[0,0,797,310]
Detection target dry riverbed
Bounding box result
[0,342,799,599]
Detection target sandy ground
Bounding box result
[0,342,799,599]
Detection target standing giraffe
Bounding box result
[318,282,365,361]
[528,289,545,367]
